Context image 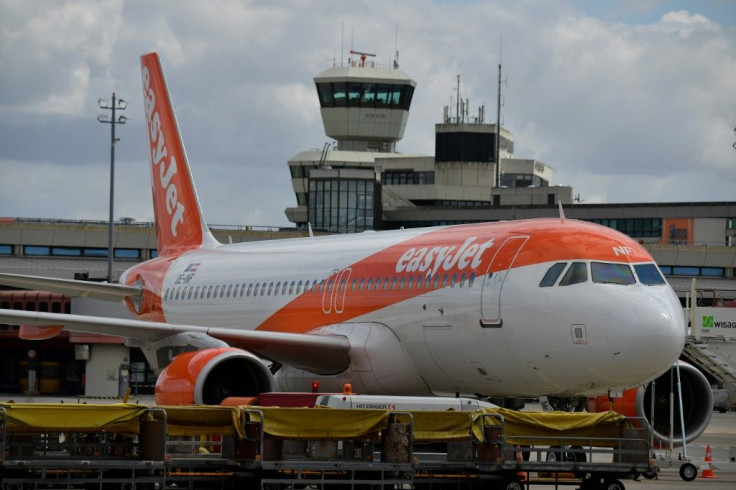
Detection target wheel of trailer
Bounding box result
[569,444,586,462]
[499,477,523,490]
[602,479,625,490]
[642,469,658,480]
[679,462,698,481]
[546,445,564,462]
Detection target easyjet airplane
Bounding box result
[0,52,708,443]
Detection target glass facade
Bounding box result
[500,173,548,188]
[383,170,434,185]
[308,178,377,233]
[316,82,414,110]
[589,218,662,239]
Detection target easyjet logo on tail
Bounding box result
[142,64,186,238]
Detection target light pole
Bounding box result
[97,93,127,283]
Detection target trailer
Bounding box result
[0,402,655,490]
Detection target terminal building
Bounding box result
[0,51,735,399]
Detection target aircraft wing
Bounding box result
[0,273,142,303]
[0,309,351,374]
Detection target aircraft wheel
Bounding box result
[679,462,698,481]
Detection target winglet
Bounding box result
[140,52,218,257]
[558,200,566,223]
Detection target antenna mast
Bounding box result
[495,61,502,188]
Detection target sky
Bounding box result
[1,0,735,228]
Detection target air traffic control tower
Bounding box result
[285,51,569,233]
[285,50,418,233]
[315,51,416,153]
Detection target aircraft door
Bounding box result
[480,236,528,327]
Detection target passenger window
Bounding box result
[451,273,458,287]
[425,275,432,288]
[634,263,667,285]
[407,276,414,289]
[267,282,273,295]
[375,277,382,291]
[560,262,588,286]
[592,262,636,285]
[391,277,397,290]
[383,277,390,290]
[433,275,441,288]
[220,285,226,298]
[399,277,405,290]
[442,274,449,288]
[539,263,567,287]
[213,285,220,298]
[367,278,373,291]
[289,281,295,294]
[241,284,246,297]
[275,282,281,295]
[359,278,365,291]
[207,285,214,299]
[282,282,288,295]
[469,272,476,287]
[261,283,267,295]
[188,288,194,300]
[460,273,466,287]
[227,284,233,297]
[247,284,253,296]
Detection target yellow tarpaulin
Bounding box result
[473,408,626,446]
[161,405,246,438]
[408,410,477,441]
[248,407,390,439]
[0,403,148,434]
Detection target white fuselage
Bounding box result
[142,222,685,399]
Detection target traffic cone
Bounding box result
[516,445,527,481]
[701,445,718,479]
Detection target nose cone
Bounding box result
[606,287,685,384]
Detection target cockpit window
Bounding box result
[559,262,588,286]
[591,262,636,285]
[634,263,667,285]
[540,262,567,287]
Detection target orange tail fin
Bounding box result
[140,52,217,257]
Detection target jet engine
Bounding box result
[154,347,275,405]
[588,361,713,446]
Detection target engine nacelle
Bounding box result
[588,361,713,446]
[155,347,275,405]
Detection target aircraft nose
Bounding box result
[607,288,685,380]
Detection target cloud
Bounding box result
[0,0,735,228]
